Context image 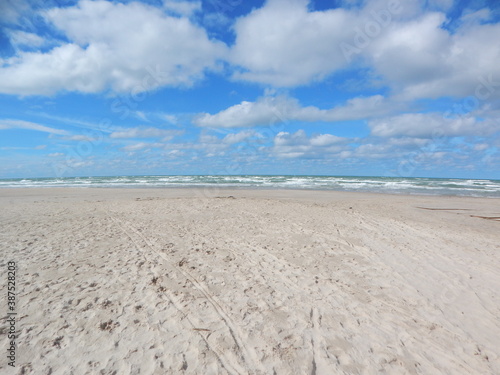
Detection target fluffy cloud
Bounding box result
[0,0,227,95]
[194,96,297,128]
[229,0,500,100]
[230,0,357,86]
[194,94,399,128]
[366,11,500,99]
[3,0,499,101]
[227,0,426,87]
[222,130,256,144]
[272,129,350,158]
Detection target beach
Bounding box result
[1,187,499,374]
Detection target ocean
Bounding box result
[1,175,499,197]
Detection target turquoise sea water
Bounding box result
[1,175,499,197]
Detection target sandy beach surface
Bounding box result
[1,188,499,375]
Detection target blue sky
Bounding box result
[0,0,499,178]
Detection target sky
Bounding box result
[0,0,499,179]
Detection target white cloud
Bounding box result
[272,129,350,158]
[161,114,178,124]
[194,95,296,128]
[228,0,500,100]
[122,142,164,152]
[48,152,64,157]
[460,8,491,25]
[230,0,358,86]
[33,112,115,133]
[369,112,498,138]
[473,143,489,151]
[202,12,231,28]
[310,134,345,146]
[134,111,149,122]
[366,11,500,99]
[387,137,430,148]
[62,135,97,142]
[166,149,183,157]
[305,95,401,121]
[0,119,68,135]
[2,0,499,101]
[163,0,201,16]
[0,0,227,95]
[222,130,256,144]
[428,0,453,11]
[354,143,394,159]
[158,130,262,160]
[68,134,96,142]
[0,0,29,24]
[69,160,95,168]
[275,130,345,146]
[194,94,400,128]
[7,30,47,48]
[110,127,182,140]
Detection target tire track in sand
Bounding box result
[107,213,248,374]
[107,210,264,375]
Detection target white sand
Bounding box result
[1,188,499,374]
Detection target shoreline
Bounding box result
[1,175,499,200]
[1,186,499,199]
